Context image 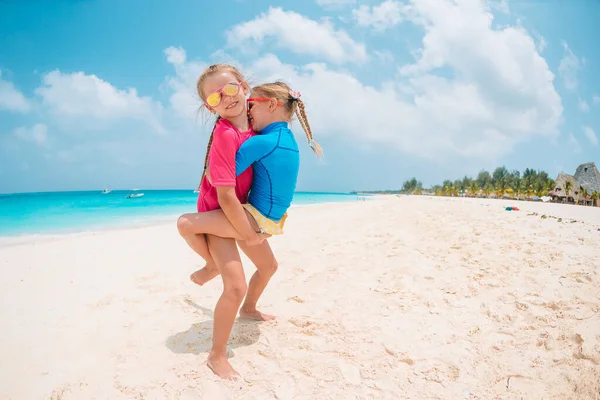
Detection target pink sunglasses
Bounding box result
[246,97,284,111]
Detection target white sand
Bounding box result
[1,196,599,400]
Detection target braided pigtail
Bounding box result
[293,98,323,158]
[199,116,220,185]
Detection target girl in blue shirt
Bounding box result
[177,81,322,294]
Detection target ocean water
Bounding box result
[0,190,365,237]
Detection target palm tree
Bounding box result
[526,185,535,199]
[591,191,599,207]
[564,180,572,203]
[545,179,555,196]
[484,183,493,198]
[469,181,479,197]
[536,188,546,198]
[580,187,589,206]
[450,183,459,197]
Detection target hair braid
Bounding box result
[295,99,323,157]
[199,116,220,185]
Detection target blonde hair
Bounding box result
[251,82,323,158]
[196,64,247,183]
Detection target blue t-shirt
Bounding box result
[235,121,300,221]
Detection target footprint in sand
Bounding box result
[288,317,343,337]
[287,296,304,303]
[420,362,461,385]
[48,386,70,400]
[383,344,415,366]
[288,317,320,336]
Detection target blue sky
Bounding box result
[1,0,599,193]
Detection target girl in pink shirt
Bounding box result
[177,64,275,380]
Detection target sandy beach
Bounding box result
[1,195,599,400]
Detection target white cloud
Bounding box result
[488,0,510,14]
[578,98,589,112]
[558,41,582,91]
[568,132,581,154]
[164,46,187,65]
[0,71,31,113]
[353,0,409,31]
[593,94,600,105]
[234,0,561,162]
[393,0,561,152]
[226,7,367,64]
[35,70,166,134]
[531,30,547,53]
[162,46,207,122]
[14,124,48,146]
[583,126,598,146]
[316,0,356,8]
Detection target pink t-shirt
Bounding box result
[196,119,254,213]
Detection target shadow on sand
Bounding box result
[165,298,262,356]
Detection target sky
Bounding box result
[1,0,599,194]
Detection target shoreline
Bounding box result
[0,197,381,248]
[2,194,598,248]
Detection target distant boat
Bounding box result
[193,189,200,193]
[126,189,144,199]
[102,188,111,194]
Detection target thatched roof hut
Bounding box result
[552,162,600,205]
[552,173,578,200]
[574,162,600,194]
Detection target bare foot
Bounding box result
[190,264,219,286]
[239,307,277,321]
[207,353,240,380]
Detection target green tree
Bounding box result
[401,177,423,194]
[492,166,509,197]
[591,191,599,207]
[508,170,521,198]
[580,187,589,206]
[476,170,492,189]
[441,179,452,196]
[469,181,479,197]
[408,166,555,202]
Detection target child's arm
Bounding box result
[216,186,261,243]
[209,127,264,244]
[220,136,276,244]
[235,135,276,176]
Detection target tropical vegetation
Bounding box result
[355,165,598,207]
[399,167,554,199]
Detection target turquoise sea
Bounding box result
[0,190,364,237]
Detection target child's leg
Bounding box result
[237,239,278,321]
[177,209,266,285]
[205,235,247,380]
[177,210,247,241]
[181,233,220,286]
[177,213,219,285]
